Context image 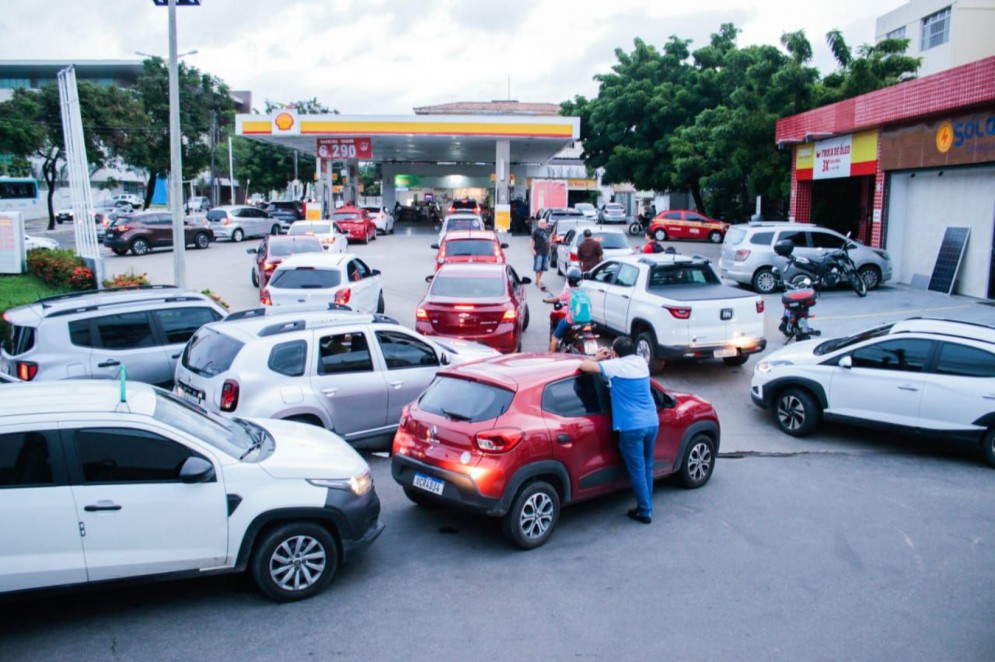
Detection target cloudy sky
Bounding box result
[1,0,906,114]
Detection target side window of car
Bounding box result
[69,319,94,348]
[563,230,575,245]
[74,428,197,484]
[317,332,373,375]
[615,264,639,287]
[0,431,55,487]
[376,331,440,369]
[687,213,707,222]
[94,312,156,350]
[651,387,676,409]
[154,307,222,345]
[810,232,845,249]
[750,231,774,246]
[268,339,307,377]
[346,261,359,282]
[509,266,523,286]
[541,374,608,417]
[353,259,372,279]
[591,262,622,284]
[935,342,995,378]
[663,212,681,220]
[850,339,933,372]
[779,230,809,248]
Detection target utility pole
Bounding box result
[210,108,217,207]
[166,0,185,288]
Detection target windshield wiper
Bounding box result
[440,407,471,422]
[236,419,266,460]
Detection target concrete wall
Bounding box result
[876,0,995,76]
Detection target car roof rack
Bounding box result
[225,302,352,322]
[255,310,400,337]
[37,284,179,308]
[895,317,995,345]
[44,293,209,319]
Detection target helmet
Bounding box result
[566,266,583,286]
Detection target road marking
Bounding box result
[818,303,975,321]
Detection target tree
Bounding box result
[0,83,144,229]
[821,30,921,102]
[123,57,237,209]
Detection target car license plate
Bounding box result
[584,339,599,355]
[413,472,445,496]
[714,348,738,358]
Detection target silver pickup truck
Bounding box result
[580,254,767,367]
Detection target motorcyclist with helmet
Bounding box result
[543,266,592,352]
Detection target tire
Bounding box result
[550,251,557,269]
[635,330,664,373]
[250,523,338,602]
[654,228,668,242]
[708,230,723,244]
[678,434,715,488]
[858,265,881,290]
[389,225,395,235]
[371,229,377,241]
[403,487,438,508]
[722,354,749,367]
[231,228,244,243]
[522,305,530,331]
[362,231,370,245]
[850,272,868,297]
[628,222,642,236]
[376,291,385,314]
[130,237,150,256]
[112,248,128,256]
[789,274,812,289]
[251,268,259,287]
[271,224,281,236]
[752,268,778,294]
[501,480,560,550]
[982,428,995,468]
[194,232,210,249]
[774,387,821,437]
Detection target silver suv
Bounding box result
[206,205,282,242]
[1,287,226,386]
[719,222,892,294]
[174,308,498,450]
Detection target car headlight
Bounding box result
[756,359,793,373]
[308,470,372,496]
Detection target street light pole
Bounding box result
[166,0,186,288]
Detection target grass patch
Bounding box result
[0,273,72,340]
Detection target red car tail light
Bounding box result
[263,261,276,272]
[416,307,428,320]
[260,288,272,305]
[115,224,131,233]
[220,379,239,412]
[501,307,517,321]
[756,300,765,313]
[334,288,351,305]
[475,428,524,453]
[454,305,475,311]
[734,249,750,262]
[569,252,578,262]
[16,361,38,381]
[666,306,692,319]
[223,216,230,225]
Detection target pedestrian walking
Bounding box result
[576,228,604,272]
[578,336,659,524]
[531,218,551,291]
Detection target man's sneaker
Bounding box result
[627,508,652,524]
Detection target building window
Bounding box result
[920,7,951,51]
[0,78,31,90]
[885,26,906,40]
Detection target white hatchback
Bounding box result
[751,317,995,467]
[288,220,348,253]
[262,252,384,313]
[555,226,634,274]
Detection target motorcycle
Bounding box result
[629,210,653,236]
[772,275,821,343]
[774,235,867,297]
[549,302,599,356]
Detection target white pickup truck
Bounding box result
[580,253,767,366]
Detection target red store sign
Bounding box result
[317,137,372,160]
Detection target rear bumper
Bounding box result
[210,225,234,239]
[656,338,767,361]
[103,236,129,250]
[416,324,519,353]
[391,454,504,516]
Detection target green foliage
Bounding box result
[0,273,73,342]
[25,249,95,291]
[102,270,151,289]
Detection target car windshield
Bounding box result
[290,222,331,236]
[332,213,360,221]
[181,327,245,377]
[269,267,342,289]
[419,376,514,422]
[153,390,257,458]
[444,239,498,257]
[647,265,720,286]
[591,232,629,249]
[813,323,896,355]
[269,239,322,257]
[431,274,506,297]
[446,219,483,232]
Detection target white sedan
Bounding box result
[556,227,634,275]
[262,252,384,313]
[25,234,59,251]
[363,206,395,235]
[287,220,348,253]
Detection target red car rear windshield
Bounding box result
[332,213,361,221]
[418,376,513,422]
[430,275,505,297]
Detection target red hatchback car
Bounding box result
[391,354,719,548]
[416,263,531,353]
[649,210,730,244]
[431,230,509,271]
[332,206,377,244]
[246,234,323,288]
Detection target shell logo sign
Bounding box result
[272,110,300,135]
[936,121,955,153]
[275,113,295,131]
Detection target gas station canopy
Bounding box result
[234,112,580,164]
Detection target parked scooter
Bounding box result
[629,210,653,236]
[548,302,599,356]
[774,235,867,297]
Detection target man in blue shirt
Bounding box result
[579,336,659,524]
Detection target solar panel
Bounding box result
[928,227,971,295]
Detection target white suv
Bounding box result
[751,317,995,467]
[174,308,498,450]
[0,380,383,601]
[261,252,384,312]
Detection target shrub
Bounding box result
[26,249,95,291]
[202,288,230,311]
[102,270,151,289]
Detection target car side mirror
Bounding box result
[431,243,440,249]
[500,243,509,249]
[439,351,451,365]
[838,355,853,369]
[371,268,381,276]
[582,271,592,280]
[520,276,532,285]
[179,456,215,484]
[425,275,434,283]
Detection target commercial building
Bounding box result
[876,1,995,76]
[776,56,995,298]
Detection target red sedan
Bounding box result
[391,353,719,548]
[416,263,531,353]
[649,210,729,244]
[247,234,323,288]
[432,230,508,271]
[332,206,377,244]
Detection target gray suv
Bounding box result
[1,287,226,386]
[173,308,498,450]
[719,222,892,294]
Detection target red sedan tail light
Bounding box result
[220,379,239,412]
[475,428,523,453]
[263,261,276,272]
[260,288,272,305]
[501,307,517,321]
[569,252,578,262]
[416,307,428,320]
